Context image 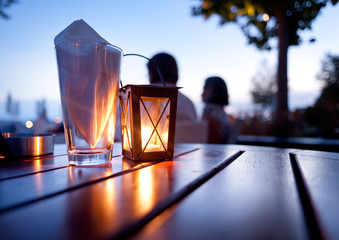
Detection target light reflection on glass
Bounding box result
[140,97,169,152]
[107,115,114,148]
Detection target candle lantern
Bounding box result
[119,85,178,161]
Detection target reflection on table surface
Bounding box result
[0,143,339,240]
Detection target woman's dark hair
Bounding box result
[204,76,229,106]
[147,52,178,84]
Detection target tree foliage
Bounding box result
[317,53,339,87]
[304,53,339,138]
[250,60,276,110]
[192,0,338,50]
[315,53,339,115]
[0,0,17,19]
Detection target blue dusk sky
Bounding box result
[0,0,338,121]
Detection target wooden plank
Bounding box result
[134,151,309,239]
[295,153,339,239]
[226,143,302,153]
[0,143,114,180]
[0,155,69,181]
[0,143,197,180]
[290,154,324,239]
[295,150,339,160]
[0,144,200,213]
[0,145,241,240]
[0,157,124,212]
[237,135,339,152]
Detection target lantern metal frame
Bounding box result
[119,84,178,161]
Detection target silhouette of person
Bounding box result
[147,52,198,123]
[202,76,231,144]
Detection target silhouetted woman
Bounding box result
[147,52,197,123]
[202,76,231,144]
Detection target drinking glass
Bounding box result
[55,41,122,166]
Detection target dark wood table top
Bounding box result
[1,143,338,240]
[237,135,339,152]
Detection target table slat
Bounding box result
[0,143,198,180]
[296,154,339,239]
[134,151,309,240]
[0,146,240,240]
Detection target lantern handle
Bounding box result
[122,53,167,87]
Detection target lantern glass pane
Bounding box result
[120,97,132,152]
[140,97,170,152]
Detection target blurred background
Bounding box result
[1,0,338,140]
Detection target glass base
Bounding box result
[68,149,112,166]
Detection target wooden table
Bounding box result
[1,143,339,240]
[237,135,339,152]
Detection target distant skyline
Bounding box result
[1,0,339,121]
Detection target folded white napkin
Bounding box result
[54,19,108,46]
[55,19,121,148]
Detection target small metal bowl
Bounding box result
[1,133,55,157]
